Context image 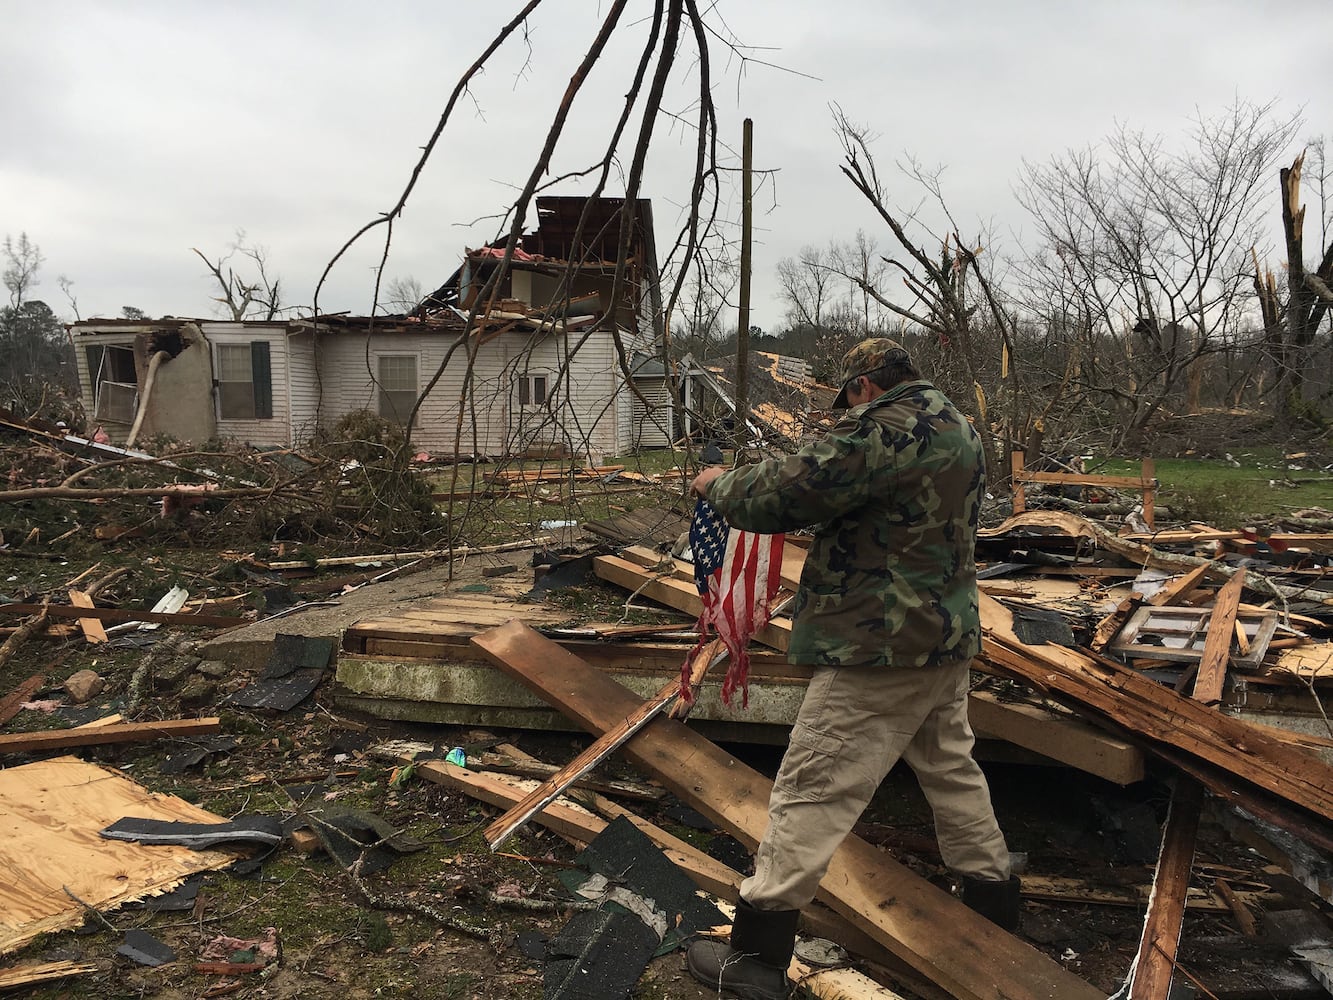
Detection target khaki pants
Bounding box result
[741,660,1011,911]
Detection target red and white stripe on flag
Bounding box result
[681,500,784,708]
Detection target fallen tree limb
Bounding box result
[0,600,51,673]
[0,674,46,728]
[0,605,242,627]
[261,535,556,570]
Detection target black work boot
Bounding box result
[686,897,798,1000]
[961,874,1022,932]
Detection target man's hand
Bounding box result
[691,466,726,498]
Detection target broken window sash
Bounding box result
[1109,605,1279,671]
[376,354,418,424]
[90,345,139,424]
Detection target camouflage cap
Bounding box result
[831,338,912,409]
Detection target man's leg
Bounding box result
[689,664,953,997]
[900,661,1020,928]
[741,663,957,909]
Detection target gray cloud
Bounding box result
[2,0,1327,329]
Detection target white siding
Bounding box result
[629,378,672,449]
[286,331,320,445]
[314,328,631,460]
[203,323,291,447]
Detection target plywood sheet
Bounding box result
[0,756,239,953]
[346,594,563,644]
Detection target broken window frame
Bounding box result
[1110,604,1280,671]
[376,353,419,425]
[88,345,138,425]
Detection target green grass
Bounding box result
[1097,450,1333,526]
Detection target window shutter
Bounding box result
[250,341,273,419]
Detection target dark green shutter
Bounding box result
[250,341,273,419]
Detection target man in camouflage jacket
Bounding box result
[686,339,1018,1000]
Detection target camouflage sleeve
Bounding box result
[702,413,881,533]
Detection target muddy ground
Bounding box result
[1,541,1329,1000]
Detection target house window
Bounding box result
[217,342,273,420]
[518,373,547,407]
[87,345,138,424]
[377,355,418,423]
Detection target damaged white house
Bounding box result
[69,197,676,460]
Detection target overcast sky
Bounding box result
[2,1,1329,332]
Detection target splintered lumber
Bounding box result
[1124,780,1205,1000]
[0,717,220,755]
[980,511,1324,604]
[384,750,740,897]
[484,639,725,850]
[1192,571,1246,706]
[1126,574,1246,999]
[0,960,97,989]
[471,621,1103,1000]
[979,594,1333,827]
[1148,563,1211,607]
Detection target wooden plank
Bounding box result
[66,590,107,644]
[0,717,221,754]
[1126,780,1205,999]
[0,960,97,989]
[484,640,724,850]
[0,674,45,728]
[471,621,1103,1000]
[399,756,739,895]
[593,554,791,651]
[1014,469,1156,491]
[1127,567,1249,997]
[261,535,555,570]
[981,595,1333,825]
[967,691,1144,785]
[1192,571,1246,706]
[1147,563,1211,607]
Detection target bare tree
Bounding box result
[381,276,425,314]
[833,110,1018,476]
[193,231,288,321]
[675,259,735,361]
[2,233,43,309]
[1017,99,1299,446]
[1,233,77,418]
[1253,142,1333,426]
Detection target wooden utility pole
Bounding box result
[734,117,753,450]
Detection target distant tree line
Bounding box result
[671,100,1333,459]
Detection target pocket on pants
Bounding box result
[777,724,843,802]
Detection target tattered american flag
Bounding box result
[679,497,784,708]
